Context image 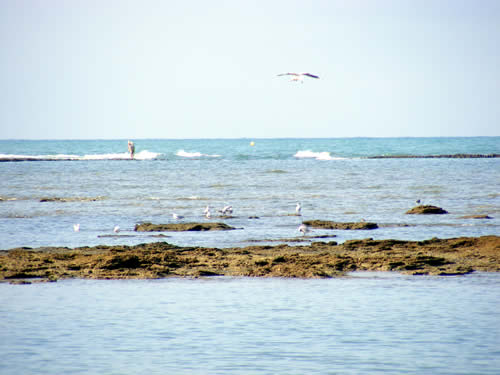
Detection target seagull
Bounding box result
[73,223,80,232]
[172,213,184,220]
[296,202,302,216]
[219,205,233,215]
[204,206,212,219]
[277,72,320,83]
[298,223,309,236]
[113,225,120,233]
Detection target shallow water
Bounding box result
[0,137,499,249]
[1,273,499,374]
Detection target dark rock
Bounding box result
[103,255,141,269]
[303,220,378,230]
[9,280,32,285]
[459,214,492,219]
[196,270,223,277]
[406,205,448,215]
[368,154,500,159]
[134,222,236,232]
[40,197,103,202]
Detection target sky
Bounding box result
[1,0,499,139]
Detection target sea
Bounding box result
[0,137,499,249]
[1,137,499,374]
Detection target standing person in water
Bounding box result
[127,140,135,159]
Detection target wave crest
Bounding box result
[0,150,161,162]
[294,150,343,161]
[176,150,221,158]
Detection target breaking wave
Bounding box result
[0,150,161,162]
[294,150,345,161]
[176,150,221,158]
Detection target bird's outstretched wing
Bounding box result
[277,72,320,79]
[302,73,320,79]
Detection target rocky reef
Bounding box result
[134,222,236,232]
[368,154,500,159]
[1,236,499,283]
[303,220,378,230]
[459,214,493,219]
[406,205,448,215]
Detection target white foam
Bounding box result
[176,150,221,158]
[0,150,161,161]
[133,150,161,160]
[83,150,160,160]
[294,150,342,161]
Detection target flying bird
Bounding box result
[73,223,80,232]
[113,225,120,233]
[277,72,320,83]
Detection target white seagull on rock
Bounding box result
[278,72,320,83]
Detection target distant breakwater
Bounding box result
[367,153,500,159]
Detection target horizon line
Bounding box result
[1,135,499,142]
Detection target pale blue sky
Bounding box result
[1,0,499,139]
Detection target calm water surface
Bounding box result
[1,273,500,374]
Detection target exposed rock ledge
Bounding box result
[303,220,378,230]
[134,222,236,232]
[40,196,105,202]
[1,235,498,283]
[406,205,448,215]
[459,215,493,219]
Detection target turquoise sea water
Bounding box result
[1,138,500,374]
[1,273,500,374]
[0,137,498,249]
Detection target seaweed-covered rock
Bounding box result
[103,254,141,270]
[1,236,499,281]
[406,205,448,215]
[134,222,236,232]
[302,220,378,230]
[459,214,492,219]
